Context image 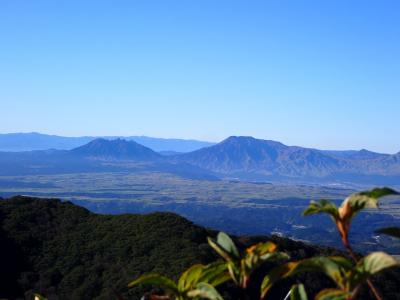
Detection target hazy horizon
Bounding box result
[1,131,399,154]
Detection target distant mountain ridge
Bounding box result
[0,138,218,180]
[0,135,399,185]
[0,132,214,152]
[173,136,400,183]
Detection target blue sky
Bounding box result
[1,1,399,153]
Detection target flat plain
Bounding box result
[1,172,399,253]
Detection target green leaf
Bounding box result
[349,252,399,289]
[376,227,400,239]
[227,261,240,284]
[259,251,290,262]
[127,273,178,294]
[260,262,299,298]
[290,284,308,300]
[244,243,288,271]
[340,195,379,217]
[315,289,351,300]
[187,282,224,300]
[260,256,353,298]
[303,199,339,220]
[356,251,399,276]
[208,237,234,262]
[178,264,204,291]
[199,261,230,287]
[216,232,239,258]
[359,187,398,198]
[340,187,398,221]
[292,257,351,289]
[34,294,48,300]
[248,241,277,255]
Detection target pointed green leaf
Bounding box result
[208,237,234,262]
[260,262,299,298]
[243,244,286,271]
[216,232,239,258]
[260,256,352,299]
[187,282,224,300]
[295,257,351,289]
[303,199,339,220]
[178,264,204,291]
[359,187,398,199]
[259,251,290,262]
[376,227,400,239]
[341,195,379,215]
[199,261,230,287]
[249,241,277,255]
[290,284,308,300]
[226,261,240,284]
[340,187,398,221]
[315,289,351,300]
[127,273,178,294]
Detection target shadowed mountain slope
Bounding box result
[174,136,400,182]
[0,139,217,180]
[70,138,162,160]
[175,136,347,176]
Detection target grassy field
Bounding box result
[0,171,355,203]
[0,171,399,213]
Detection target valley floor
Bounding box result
[1,172,400,253]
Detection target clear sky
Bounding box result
[1,1,399,153]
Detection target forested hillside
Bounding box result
[0,196,399,299]
[0,196,212,299]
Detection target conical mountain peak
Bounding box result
[70,138,161,160]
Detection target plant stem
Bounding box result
[344,243,383,300]
[350,285,361,300]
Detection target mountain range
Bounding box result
[0,135,399,185]
[175,136,400,182]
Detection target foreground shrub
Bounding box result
[128,188,399,300]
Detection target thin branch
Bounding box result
[344,243,383,300]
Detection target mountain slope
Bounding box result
[0,139,217,180]
[0,196,212,299]
[175,136,347,177]
[70,138,162,160]
[322,149,388,160]
[175,136,400,182]
[175,136,287,174]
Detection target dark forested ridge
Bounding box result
[0,196,213,299]
[0,196,399,300]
